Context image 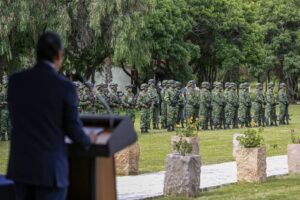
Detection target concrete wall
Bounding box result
[94,66,131,91]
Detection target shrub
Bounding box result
[176,117,202,137]
[290,129,300,144]
[174,138,192,156]
[237,128,264,148]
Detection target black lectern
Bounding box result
[67,115,137,200]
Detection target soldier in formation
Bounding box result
[0,77,9,141]
[72,79,290,133]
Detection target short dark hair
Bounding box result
[36,32,64,62]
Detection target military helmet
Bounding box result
[141,83,148,89]
[125,85,134,90]
[162,80,168,86]
[148,79,155,84]
[230,82,236,88]
[175,81,182,87]
[239,83,244,89]
[268,82,274,88]
[109,83,118,87]
[187,80,195,87]
[96,83,107,89]
[279,83,286,88]
[201,82,209,88]
[256,83,263,88]
[225,82,231,88]
[168,80,175,85]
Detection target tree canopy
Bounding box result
[0,0,299,100]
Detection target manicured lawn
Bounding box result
[153,175,300,200]
[138,104,300,173]
[0,105,299,174]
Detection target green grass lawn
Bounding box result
[0,105,299,174]
[153,175,300,200]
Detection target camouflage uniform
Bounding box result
[231,83,239,128]
[212,82,224,129]
[244,82,252,127]
[0,81,9,141]
[278,83,289,125]
[175,81,185,128]
[122,85,137,125]
[95,83,109,115]
[109,83,121,115]
[79,85,93,113]
[199,82,212,130]
[225,83,236,129]
[160,80,168,129]
[265,82,277,126]
[137,84,151,133]
[238,83,247,127]
[148,79,160,129]
[185,80,199,121]
[165,80,177,131]
[253,83,265,126]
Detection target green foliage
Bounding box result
[290,129,300,144]
[176,117,201,137]
[174,138,193,156]
[237,128,265,148]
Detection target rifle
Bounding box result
[171,90,181,107]
[246,102,252,127]
[285,104,290,125]
[207,102,213,130]
[129,94,139,108]
[233,104,239,128]
[221,102,226,129]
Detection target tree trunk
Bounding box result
[286,75,299,103]
[0,56,7,83]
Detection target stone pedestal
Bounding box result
[236,147,267,183]
[171,136,199,155]
[164,154,201,198]
[288,144,300,174]
[232,134,243,159]
[115,143,140,176]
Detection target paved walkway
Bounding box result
[117,155,288,200]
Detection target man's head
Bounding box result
[36,32,64,71]
[175,81,182,89]
[109,83,118,92]
[125,85,133,93]
[225,82,230,89]
[280,83,286,89]
[148,79,155,86]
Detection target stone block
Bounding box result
[236,147,267,183]
[233,134,244,159]
[164,154,201,197]
[171,136,200,155]
[288,144,300,174]
[115,143,140,176]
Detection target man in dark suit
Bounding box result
[7,32,93,200]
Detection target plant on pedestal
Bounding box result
[236,128,266,183]
[288,129,300,174]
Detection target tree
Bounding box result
[139,0,199,83]
[189,0,265,84]
[259,0,300,101]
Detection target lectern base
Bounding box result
[68,157,117,200]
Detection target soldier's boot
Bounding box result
[167,125,172,132]
[171,125,175,131]
[145,128,149,133]
[156,123,160,130]
[225,124,230,129]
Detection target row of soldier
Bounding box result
[75,79,289,133]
